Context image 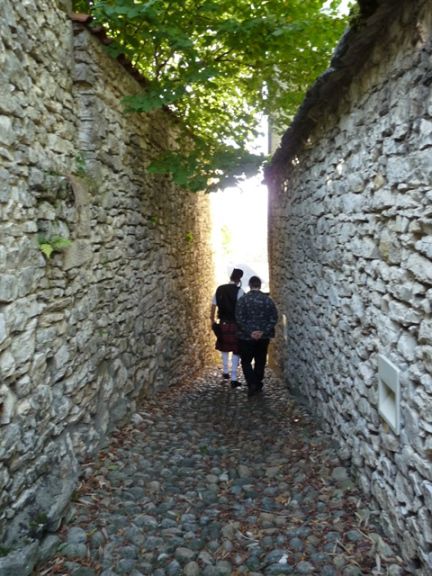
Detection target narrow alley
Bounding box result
[35,369,407,576]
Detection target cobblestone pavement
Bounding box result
[35,368,409,576]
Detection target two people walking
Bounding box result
[211,269,278,397]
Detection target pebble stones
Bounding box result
[38,368,406,575]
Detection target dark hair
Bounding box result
[230,268,243,282]
[249,276,261,289]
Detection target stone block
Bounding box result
[418,346,432,373]
[0,313,7,344]
[351,237,379,259]
[10,323,36,366]
[419,319,432,344]
[0,350,16,377]
[405,253,432,284]
[422,481,432,512]
[0,384,16,424]
[397,331,417,361]
[0,542,39,576]
[0,274,18,303]
[378,229,402,264]
[415,236,432,259]
[419,119,432,148]
[0,115,15,146]
[388,300,422,325]
[62,239,92,270]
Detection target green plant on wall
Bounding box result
[149,213,160,226]
[38,235,72,260]
[75,153,87,177]
[36,152,101,263]
[28,512,49,538]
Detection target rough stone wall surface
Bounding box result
[0,0,213,561]
[269,2,432,573]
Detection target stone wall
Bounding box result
[0,0,214,563]
[268,1,432,573]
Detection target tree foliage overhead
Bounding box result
[73,0,350,192]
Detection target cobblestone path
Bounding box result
[34,368,409,576]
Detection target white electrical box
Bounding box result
[377,354,401,435]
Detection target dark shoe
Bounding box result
[247,384,263,397]
[222,373,230,380]
[231,380,241,388]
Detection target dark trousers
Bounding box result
[238,338,270,391]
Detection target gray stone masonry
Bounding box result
[268,1,432,573]
[0,0,214,567]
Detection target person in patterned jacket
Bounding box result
[235,275,278,397]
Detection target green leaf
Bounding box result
[39,243,54,259]
[38,235,71,260]
[72,0,351,191]
[50,237,72,251]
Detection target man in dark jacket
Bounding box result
[235,276,278,397]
